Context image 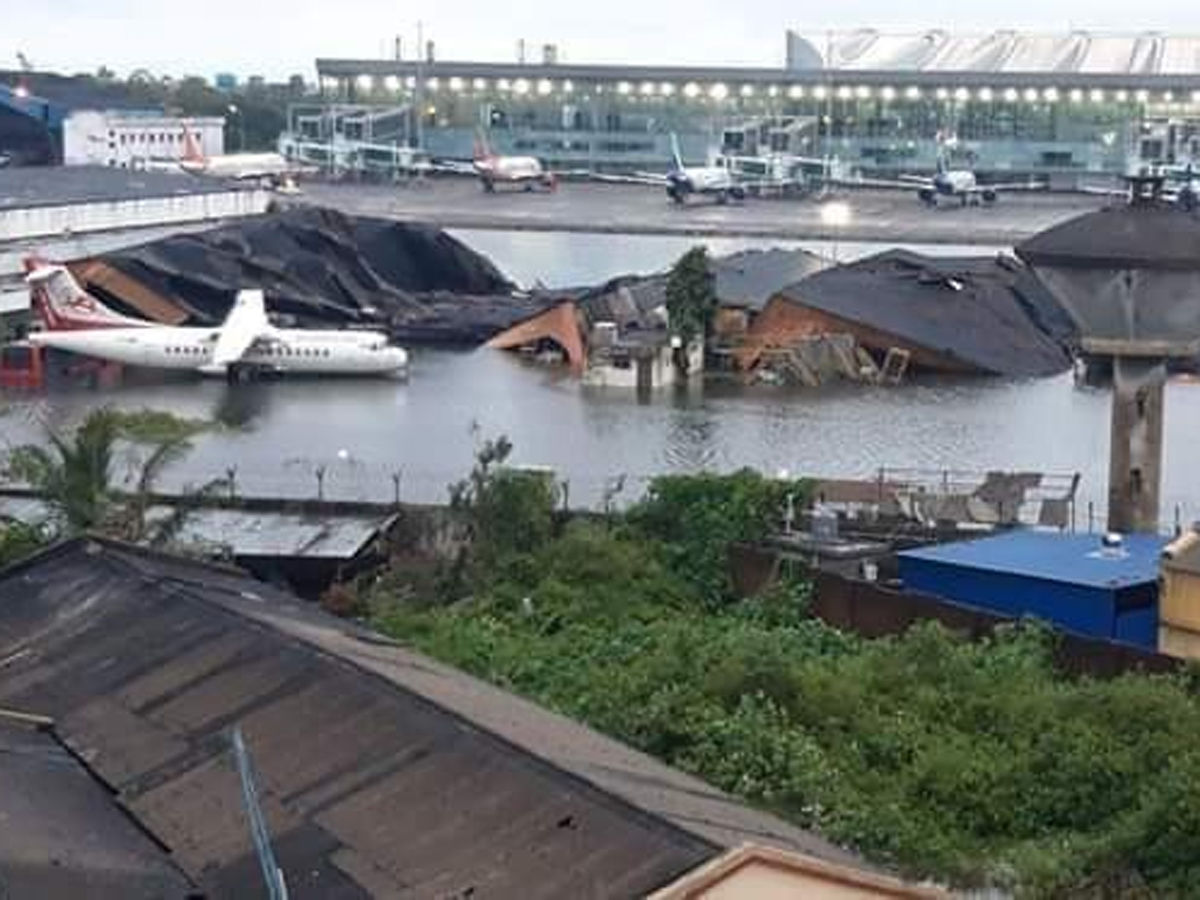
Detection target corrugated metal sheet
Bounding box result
[0,540,869,898]
[142,506,393,559]
[795,30,1200,76]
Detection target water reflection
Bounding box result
[3,349,1198,523]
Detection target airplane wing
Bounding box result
[972,180,1048,192]
[830,174,933,190]
[211,289,271,367]
[427,159,478,175]
[588,172,668,186]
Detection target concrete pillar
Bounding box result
[1107,356,1166,533]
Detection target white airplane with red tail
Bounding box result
[179,124,302,187]
[23,260,407,379]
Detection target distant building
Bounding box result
[62,110,224,168]
[213,72,237,92]
[315,29,1200,178]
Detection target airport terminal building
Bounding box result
[308,30,1200,183]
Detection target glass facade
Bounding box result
[310,65,1200,180]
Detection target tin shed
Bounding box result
[898,530,1166,648]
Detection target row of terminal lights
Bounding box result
[336,76,1198,106]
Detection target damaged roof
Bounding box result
[141,507,395,559]
[777,250,1075,376]
[1016,198,1200,270]
[0,717,197,899]
[0,539,866,899]
[712,248,828,311]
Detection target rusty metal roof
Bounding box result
[0,539,867,899]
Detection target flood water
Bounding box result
[2,229,1198,527]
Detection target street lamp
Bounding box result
[820,200,852,264]
[227,103,244,152]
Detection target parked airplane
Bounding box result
[467,131,557,192]
[24,263,407,379]
[179,124,301,185]
[592,134,745,204]
[1083,163,1200,210]
[844,155,1046,207]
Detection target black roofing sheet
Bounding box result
[1016,200,1200,270]
[712,247,828,311]
[98,205,530,338]
[780,249,1075,376]
[0,540,865,898]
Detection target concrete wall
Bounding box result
[0,190,270,242]
[583,341,702,389]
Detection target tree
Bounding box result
[448,434,558,573]
[665,246,718,346]
[6,408,208,539]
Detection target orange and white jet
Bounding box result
[179,124,302,187]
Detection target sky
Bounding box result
[7,0,1200,81]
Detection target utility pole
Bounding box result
[413,21,425,151]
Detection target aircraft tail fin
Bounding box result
[24,259,144,330]
[181,121,205,165]
[473,129,494,162]
[211,289,270,367]
[669,133,685,171]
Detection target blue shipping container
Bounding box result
[898,530,1166,649]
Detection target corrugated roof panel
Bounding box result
[143,506,390,559]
